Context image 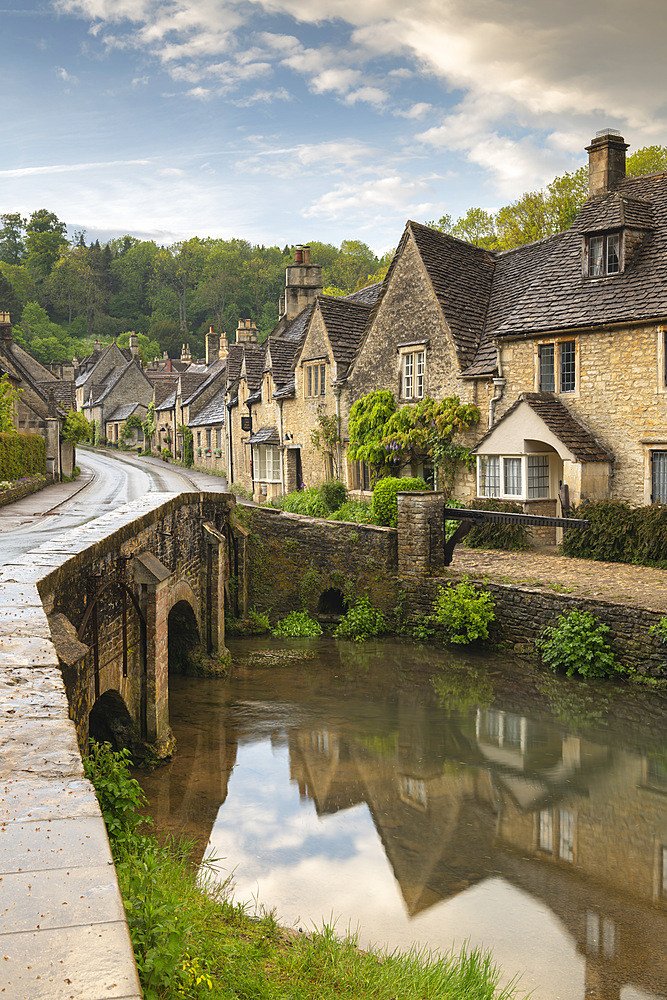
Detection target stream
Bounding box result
[136,636,667,1000]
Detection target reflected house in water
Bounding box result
[288,702,667,1000]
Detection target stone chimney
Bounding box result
[280,244,323,321]
[129,331,139,358]
[180,343,192,363]
[586,129,629,197]
[218,329,229,360]
[0,312,12,341]
[205,325,219,365]
[93,339,102,353]
[235,318,258,344]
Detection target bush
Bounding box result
[272,610,323,637]
[279,486,329,518]
[225,608,271,635]
[561,499,667,568]
[0,431,46,480]
[464,498,530,551]
[371,476,427,527]
[230,482,253,500]
[334,595,387,642]
[432,580,495,644]
[320,478,348,512]
[328,499,377,523]
[82,740,148,845]
[536,609,622,678]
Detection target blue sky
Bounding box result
[2,0,667,253]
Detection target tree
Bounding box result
[0,213,26,266]
[117,330,161,365]
[153,238,208,333]
[24,209,68,277]
[627,145,667,177]
[495,191,551,251]
[0,269,21,323]
[348,390,480,493]
[451,208,497,248]
[62,410,91,445]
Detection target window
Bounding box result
[538,341,576,393]
[588,233,620,277]
[403,351,425,399]
[537,807,575,863]
[305,363,326,397]
[651,451,667,504]
[253,444,281,482]
[353,461,372,492]
[477,454,552,499]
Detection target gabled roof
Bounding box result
[266,337,299,386]
[188,391,226,427]
[96,358,150,403]
[36,380,76,411]
[344,283,383,306]
[243,343,267,392]
[154,379,178,407]
[106,402,146,422]
[473,392,613,463]
[576,189,654,233]
[225,343,245,385]
[316,295,373,371]
[178,373,208,401]
[280,304,314,343]
[248,426,279,445]
[156,387,177,412]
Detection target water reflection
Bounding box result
[137,638,667,1000]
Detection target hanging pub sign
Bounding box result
[241,416,252,432]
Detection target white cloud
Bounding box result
[0,158,151,178]
[343,86,387,108]
[303,174,436,220]
[55,65,79,84]
[186,86,211,99]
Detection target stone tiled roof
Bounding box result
[179,373,208,400]
[344,282,383,305]
[183,365,225,405]
[36,380,76,410]
[156,388,176,411]
[153,379,178,406]
[248,425,279,445]
[473,392,613,463]
[266,337,299,386]
[225,343,245,384]
[576,190,654,233]
[96,359,149,403]
[243,344,267,391]
[188,391,226,427]
[106,402,144,422]
[280,304,314,342]
[316,296,373,370]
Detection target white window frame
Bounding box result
[402,350,425,399]
[252,444,281,483]
[304,362,326,398]
[477,453,553,500]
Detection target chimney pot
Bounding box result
[294,246,304,265]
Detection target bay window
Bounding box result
[477,453,552,499]
[253,444,281,483]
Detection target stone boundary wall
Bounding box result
[0,472,52,508]
[242,505,399,617]
[401,575,667,675]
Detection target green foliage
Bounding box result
[371,476,427,527]
[443,497,466,539]
[328,499,376,523]
[348,390,398,470]
[464,499,530,551]
[310,405,341,476]
[560,499,667,567]
[120,413,143,441]
[334,595,387,642]
[650,616,667,644]
[272,610,323,637]
[0,373,20,432]
[300,562,323,610]
[82,740,149,845]
[0,431,45,479]
[179,424,194,467]
[226,607,271,635]
[62,409,91,445]
[432,659,493,713]
[229,482,253,499]
[319,478,348,512]
[536,609,622,678]
[279,486,329,518]
[432,580,495,645]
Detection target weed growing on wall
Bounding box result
[650,616,667,644]
[536,609,623,678]
[334,595,387,642]
[226,608,271,635]
[272,610,323,637]
[371,476,427,528]
[432,580,495,644]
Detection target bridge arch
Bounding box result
[89,689,137,750]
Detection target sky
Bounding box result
[2,0,667,254]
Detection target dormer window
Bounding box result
[587,233,620,277]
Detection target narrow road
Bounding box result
[0,448,201,566]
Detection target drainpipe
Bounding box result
[333,383,342,482]
[277,398,285,495]
[488,346,505,429]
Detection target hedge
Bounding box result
[463,498,530,551]
[561,499,667,567]
[371,475,427,527]
[0,432,46,481]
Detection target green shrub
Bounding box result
[371,476,427,527]
[279,486,329,518]
[82,740,149,845]
[230,482,253,500]
[560,499,636,562]
[272,610,323,637]
[650,615,667,644]
[432,580,495,644]
[328,499,377,523]
[0,432,46,480]
[443,497,466,539]
[334,595,387,642]
[226,607,271,635]
[463,498,530,551]
[320,478,348,512]
[536,609,622,678]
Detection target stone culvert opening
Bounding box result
[317,588,348,615]
[89,690,136,751]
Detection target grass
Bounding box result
[85,742,526,1000]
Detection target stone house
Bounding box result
[0,312,75,478]
[81,354,154,445]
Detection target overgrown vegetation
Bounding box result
[464,499,531,551]
[560,499,667,568]
[334,595,387,642]
[0,430,46,480]
[536,609,623,678]
[272,610,323,638]
[226,608,271,635]
[432,580,496,645]
[84,741,523,1000]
